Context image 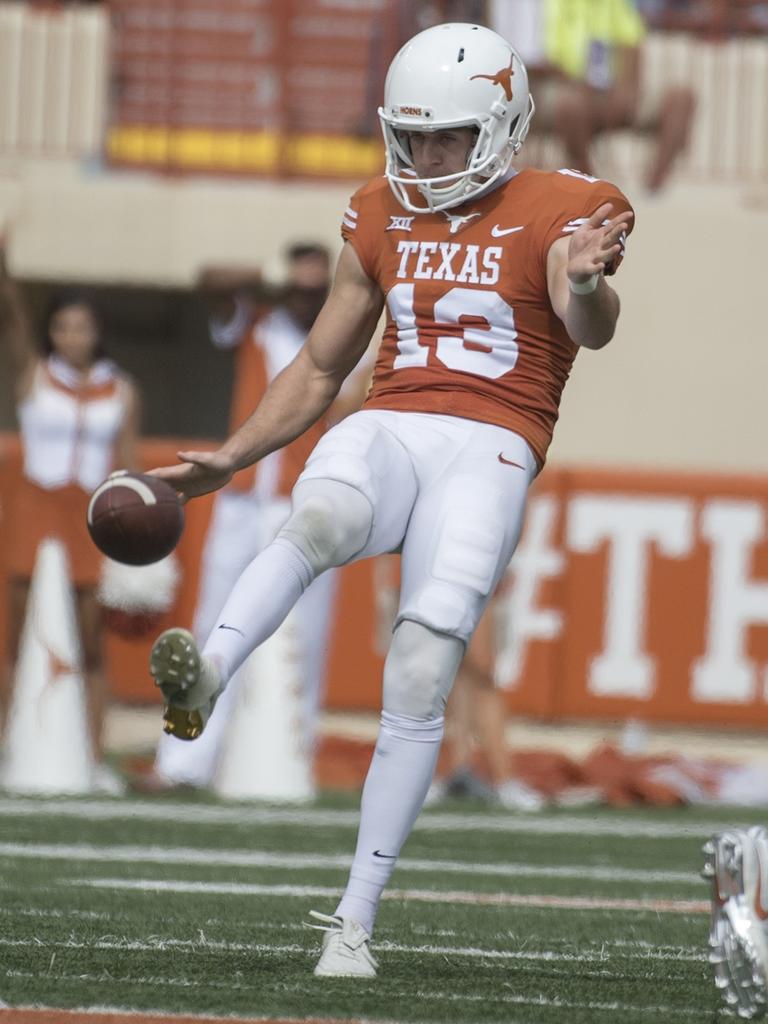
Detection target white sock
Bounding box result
[202,537,314,685]
[334,710,444,936]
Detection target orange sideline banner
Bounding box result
[2,432,768,727]
[498,469,768,726]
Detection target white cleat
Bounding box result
[308,911,378,978]
[702,827,768,1019]
[149,628,221,741]
[495,778,546,812]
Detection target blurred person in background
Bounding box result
[490,0,696,191]
[143,243,368,793]
[404,0,488,33]
[0,238,141,792]
[427,591,545,810]
[634,0,768,35]
[374,558,544,811]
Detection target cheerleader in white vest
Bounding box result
[0,242,141,780]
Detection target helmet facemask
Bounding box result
[381,112,531,213]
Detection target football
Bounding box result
[87,471,184,566]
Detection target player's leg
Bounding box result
[75,586,106,759]
[314,621,463,967]
[429,606,500,804]
[152,490,268,784]
[462,612,544,811]
[703,827,768,1018]
[76,585,125,793]
[293,566,338,751]
[151,411,417,738]
[553,80,597,175]
[645,85,695,192]
[199,412,416,677]
[316,420,536,975]
[194,491,269,643]
[459,608,506,785]
[152,478,373,739]
[1,577,29,732]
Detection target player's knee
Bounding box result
[401,505,509,640]
[399,571,497,643]
[279,481,373,574]
[382,619,464,718]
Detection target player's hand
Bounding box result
[566,203,634,284]
[147,450,235,501]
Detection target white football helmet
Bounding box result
[379,23,534,213]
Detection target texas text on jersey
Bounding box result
[342,167,634,468]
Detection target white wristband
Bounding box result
[568,273,600,295]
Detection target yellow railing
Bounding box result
[1,3,766,183]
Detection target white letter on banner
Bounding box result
[692,501,768,703]
[495,495,564,687]
[568,496,694,699]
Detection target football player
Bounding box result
[147,22,634,977]
[703,828,768,1018]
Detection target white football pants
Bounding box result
[296,409,537,643]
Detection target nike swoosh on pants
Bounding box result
[497,452,526,470]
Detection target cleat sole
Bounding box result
[150,628,200,699]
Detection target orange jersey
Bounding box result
[341,168,634,466]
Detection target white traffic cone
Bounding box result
[1,538,94,794]
[213,608,314,803]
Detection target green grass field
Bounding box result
[1,791,764,1023]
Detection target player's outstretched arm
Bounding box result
[546,203,634,350]
[115,379,142,473]
[151,243,383,500]
[0,234,38,393]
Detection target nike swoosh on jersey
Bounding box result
[491,224,525,237]
[498,452,526,469]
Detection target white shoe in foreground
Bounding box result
[495,778,546,812]
[149,628,221,741]
[702,826,768,1019]
[308,911,378,978]
[92,762,127,796]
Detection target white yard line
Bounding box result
[67,877,710,914]
[1,991,708,1021]
[0,796,738,838]
[0,907,110,921]
[0,908,706,956]
[0,935,706,962]
[392,989,708,1018]
[0,841,701,885]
